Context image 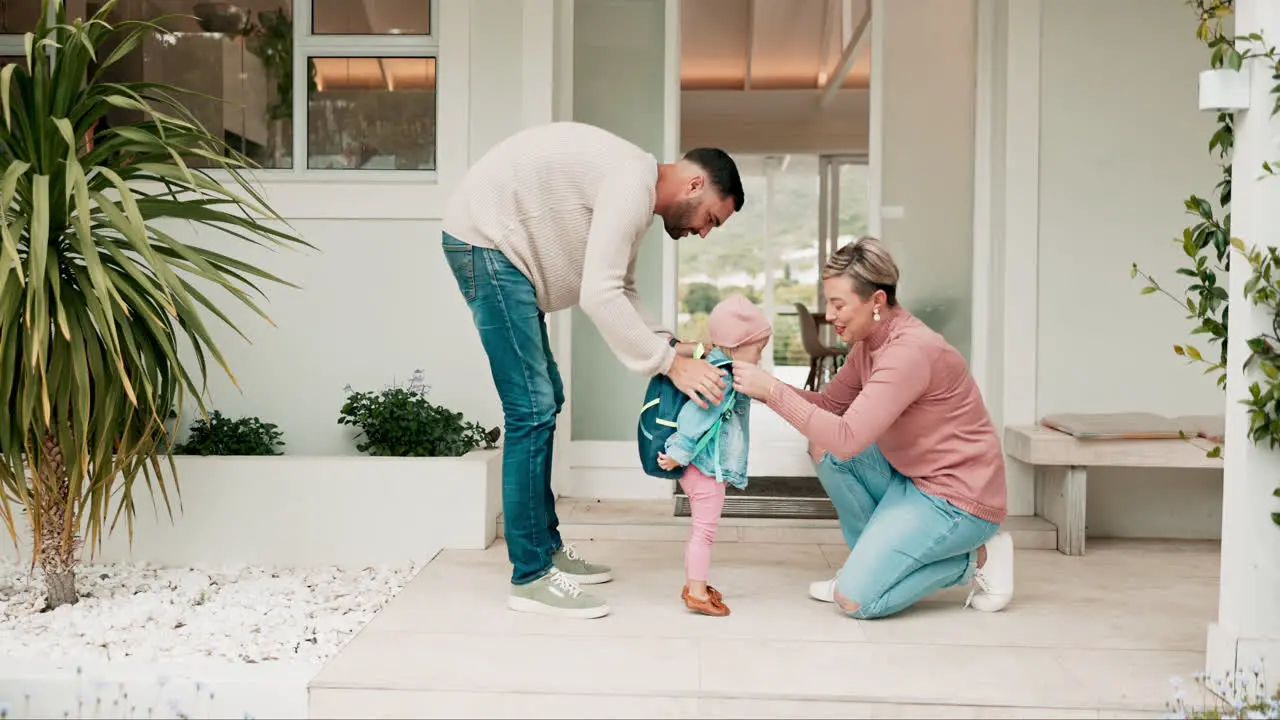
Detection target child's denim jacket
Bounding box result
[662,348,752,489]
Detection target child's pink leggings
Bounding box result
[679,465,726,582]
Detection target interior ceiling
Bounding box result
[312,57,436,92]
[682,0,871,91]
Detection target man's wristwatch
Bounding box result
[667,337,707,360]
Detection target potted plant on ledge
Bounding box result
[173,411,286,456]
[336,369,504,551]
[1195,0,1253,112]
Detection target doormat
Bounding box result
[673,475,836,519]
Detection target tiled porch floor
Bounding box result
[310,527,1217,718]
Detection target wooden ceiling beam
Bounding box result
[818,0,869,108]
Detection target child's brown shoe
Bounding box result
[680,584,721,604]
[682,584,730,616]
[681,583,723,604]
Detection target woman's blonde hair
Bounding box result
[821,236,900,306]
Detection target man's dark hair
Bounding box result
[682,147,745,212]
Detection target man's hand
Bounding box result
[656,452,682,471]
[666,354,727,409]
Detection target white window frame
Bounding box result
[285,0,442,182]
[0,1,443,184]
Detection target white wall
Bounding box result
[469,0,527,160]
[569,0,669,443]
[877,0,977,361]
[167,1,531,456]
[172,218,499,456]
[1037,0,1224,538]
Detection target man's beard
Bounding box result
[663,199,697,239]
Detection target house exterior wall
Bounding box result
[172,1,528,456]
[1036,0,1225,538]
[173,0,1233,542]
[876,0,977,363]
[568,0,669,444]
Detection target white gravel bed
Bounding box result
[0,560,420,665]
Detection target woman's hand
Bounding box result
[731,361,781,401]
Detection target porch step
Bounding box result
[498,498,1058,549]
[309,688,1165,718]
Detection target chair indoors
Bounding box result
[794,302,846,391]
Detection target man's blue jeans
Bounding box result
[817,445,999,619]
[442,233,563,585]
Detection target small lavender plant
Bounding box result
[1168,666,1280,719]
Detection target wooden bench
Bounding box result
[1004,419,1223,556]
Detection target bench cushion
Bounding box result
[1039,412,1182,439]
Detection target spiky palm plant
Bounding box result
[0,0,309,609]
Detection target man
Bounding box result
[441,121,745,619]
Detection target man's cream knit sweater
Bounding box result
[442,122,676,376]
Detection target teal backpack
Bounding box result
[637,350,735,481]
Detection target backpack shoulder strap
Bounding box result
[689,387,736,458]
[691,411,725,458]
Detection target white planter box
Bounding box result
[1,450,503,568]
[1199,67,1251,111]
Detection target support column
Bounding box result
[762,155,777,373]
[521,0,574,497]
[1208,0,1280,680]
[997,0,1039,517]
[521,0,556,130]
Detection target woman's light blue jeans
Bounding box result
[817,444,999,619]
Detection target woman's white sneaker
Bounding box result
[809,577,837,603]
[965,532,1014,612]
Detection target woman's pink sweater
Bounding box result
[766,307,1008,523]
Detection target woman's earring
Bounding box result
[873,307,881,322]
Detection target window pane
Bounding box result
[0,1,44,34]
[92,0,295,169]
[312,0,429,35]
[307,57,436,171]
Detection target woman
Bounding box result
[732,237,1013,619]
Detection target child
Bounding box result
[657,294,773,616]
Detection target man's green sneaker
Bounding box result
[508,568,610,619]
[553,544,613,584]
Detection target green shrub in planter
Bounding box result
[338,370,500,457]
[173,411,285,456]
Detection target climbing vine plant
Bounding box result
[1131,0,1280,523]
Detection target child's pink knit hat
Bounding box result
[708,293,773,349]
